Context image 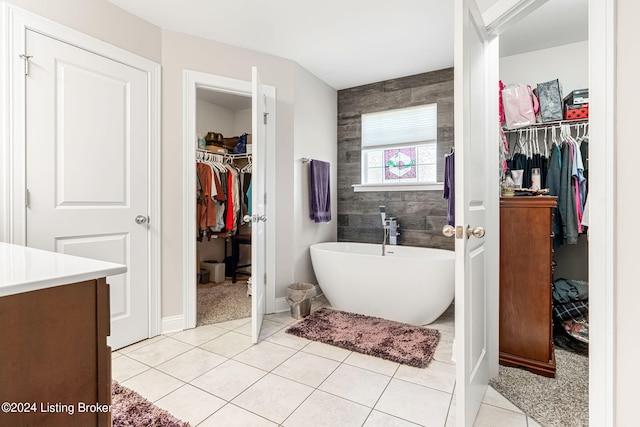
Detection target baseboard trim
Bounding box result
[161,314,185,334]
[163,295,324,330]
[275,297,290,313]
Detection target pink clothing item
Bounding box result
[226,171,234,231]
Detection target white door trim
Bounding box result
[183,69,276,330]
[484,1,614,426]
[587,0,615,424]
[0,2,162,339]
[483,0,548,35]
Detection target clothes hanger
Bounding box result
[516,129,525,155]
[241,155,252,174]
[533,126,540,156]
[528,127,535,157]
[543,127,548,156]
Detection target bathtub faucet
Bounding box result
[386,218,399,245]
[379,206,400,255]
[380,206,388,256]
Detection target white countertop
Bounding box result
[0,242,127,297]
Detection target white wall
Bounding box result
[234,109,252,136]
[196,99,235,139]
[161,30,337,317]
[3,3,337,318]
[500,40,589,96]
[0,0,161,243]
[5,0,161,62]
[293,65,338,285]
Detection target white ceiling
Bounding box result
[108,0,587,91]
[197,88,251,111]
[500,0,588,57]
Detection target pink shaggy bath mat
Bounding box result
[285,308,440,368]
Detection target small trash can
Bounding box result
[287,283,316,319]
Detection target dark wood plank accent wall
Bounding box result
[337,68,454,249]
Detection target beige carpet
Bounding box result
[489,349,588,427]
[197,279,251,326]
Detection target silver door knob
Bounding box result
[135,215,149,224]
[467,226,485,238]
[243,214,267,223]
[442,225,456,238]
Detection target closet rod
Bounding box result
[502,118,588,134]
[196,148,252,161]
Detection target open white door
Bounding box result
[250,66,267,343]
[452,0,498,425]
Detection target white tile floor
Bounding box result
[112,299,538,426]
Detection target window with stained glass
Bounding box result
[361,104,437,186]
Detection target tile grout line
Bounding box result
[115,304,459,427]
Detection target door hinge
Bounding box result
[19,54,33,76]
[263,112,268,125]
[264,193,267,204]
[264,273,267,285]
[25,188,30,208]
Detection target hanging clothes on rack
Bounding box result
[503,120,589,246]
[505,128,549,190]
[543,123,589,246]
[196,149,251,240]
[240,160,252,223]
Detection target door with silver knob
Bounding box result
[135,215,149,224]
[453,0,498,423]
[442,224,464,239]
[466,225,485,239]
[443,224,485,239]
[443,224,456,237]
[250,66,269,344]
[23,28,153,351]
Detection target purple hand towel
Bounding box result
[309,160,331,223]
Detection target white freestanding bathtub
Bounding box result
[310,242,454,325]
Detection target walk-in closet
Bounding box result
[490,1,590,425]
[195,88,254,327]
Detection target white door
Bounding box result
[453,0,496,425]
[250,67,267,343]
[25,29,150,350]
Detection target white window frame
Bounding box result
[354,104,442,192]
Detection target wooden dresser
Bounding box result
[0,243,125,426]
[499,196,557,378]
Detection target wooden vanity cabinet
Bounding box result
[499,196,557,378]
[0,278,111,426]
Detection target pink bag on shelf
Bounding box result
[501,84,539,129]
